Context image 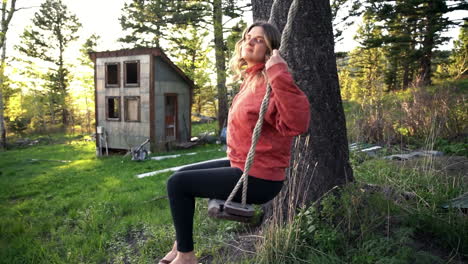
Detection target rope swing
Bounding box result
[208,0,300,223]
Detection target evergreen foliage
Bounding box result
[16,0,81,127]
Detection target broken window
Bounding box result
[124,96,140,122]
[124,60,140,87]
[105,63,120,88]
[106,96,121,120]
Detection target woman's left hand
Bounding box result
[266,49,287,70]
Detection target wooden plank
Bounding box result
[136,157,228,179]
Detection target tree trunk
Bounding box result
[0,0,16,151]
[212,0,228,132]
[59,42,68,127]
[415,1,437,87]
[266,0,292,33]
[0,38,6,150]
[251,0,274,22]
[253,0,354,221]
[416,35,434,87]
[0,0,16,150]
[402,60,410,90]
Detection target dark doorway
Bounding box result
[165,94,178,141]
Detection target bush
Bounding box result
[348,81,467,146]
[7,117,30,135]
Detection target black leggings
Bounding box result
[166,159,283,252]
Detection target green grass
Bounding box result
[252,153,468,264]
[191,122,219,138]
[0,136,238,264]
[2,88,466,263]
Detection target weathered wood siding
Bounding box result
[96,54,151,150]
[154,57,191,145]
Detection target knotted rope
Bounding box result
[224,0,300,208]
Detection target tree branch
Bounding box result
[14,6,39,11]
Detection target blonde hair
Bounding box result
[229,21,282,84]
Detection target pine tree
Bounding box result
[76,34,100,133]
[119,0,209,48]
[167,25,215,116]
[0,0,17,150]
[17,0,81,127]
[330,0,363,44]
[79,34,100,67]
[119,0,250,132]
[361,0,467,87]
[345,17,388,142]
[349,16,387,103]
[448,20,468,79]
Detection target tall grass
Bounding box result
[252,101,467,263]
[346,79,467,149]
[253,151,467,263]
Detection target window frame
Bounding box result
[105,62,120,88]
[105,96,121,121]
[124,96,141,122]
[124,60,140,88]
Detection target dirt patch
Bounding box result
[408,232,467,264]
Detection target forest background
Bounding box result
[0,0,466,151]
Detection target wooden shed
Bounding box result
[89,48,194,153]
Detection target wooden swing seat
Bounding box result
[208,199,255,223]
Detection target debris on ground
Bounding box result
[197,131,218,144]
[137,157,229,178]
[442,192,468,211]
[150,152,197,161]
[27,159,72,163]
[383,150,444,160]
[173,141,199,149]
[130,139,150,161]
[349,142,383,156]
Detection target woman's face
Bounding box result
[241,26,269,67]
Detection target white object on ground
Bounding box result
[29,159,71,163]
[383,150,444,160]
[137,157,229,179]
[360,146,383,152]
[150,152,197,161]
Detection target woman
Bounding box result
[159,21,310,264]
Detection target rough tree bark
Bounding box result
[252,0,354,221]
[251,0,274,22]
[416,10,436,87]
[0,36,6,150]
[212,0,228,132]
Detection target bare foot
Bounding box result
[171,251,198,264]
[158,241,177,264]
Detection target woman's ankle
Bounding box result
[177,250,197,261]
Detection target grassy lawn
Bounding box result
[2,120,467,263]
[0,136,241,264]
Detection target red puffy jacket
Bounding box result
[227,62,310,181]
